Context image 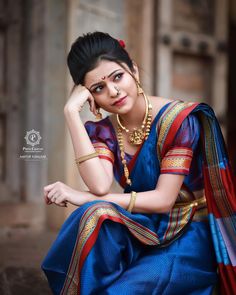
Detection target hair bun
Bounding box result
[118,39,126,48]
[67,32,133,84]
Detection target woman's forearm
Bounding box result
[72,189,175,214]
[64,107,112,195]
[69,174,185,213]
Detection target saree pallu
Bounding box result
[42,101,235,295]
[155,101,236,295]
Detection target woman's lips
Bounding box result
[112,96,127,106]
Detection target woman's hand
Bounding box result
[43,181,93,207]
[64,84,98,116]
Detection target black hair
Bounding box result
[67,31,134,85]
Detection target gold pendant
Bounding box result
[129,129,145,145]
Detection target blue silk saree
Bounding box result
[42,100,236,295]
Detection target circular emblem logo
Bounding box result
[24,129,42,146]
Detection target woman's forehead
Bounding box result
[84,60,124,85]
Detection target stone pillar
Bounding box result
[42,0,68,229]
[125,0,155,94]
[212,0,229,130]
[0,0,22,202]
[21,1,47,203]
[19,0,68,229]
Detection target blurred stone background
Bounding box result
[0,0,235,294]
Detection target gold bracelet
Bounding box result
[75,152,99,165]
[127,191,137,213]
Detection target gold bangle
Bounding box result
[127,191,137,213]
[75,152,99,165]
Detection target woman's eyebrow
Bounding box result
[89,69,121,89]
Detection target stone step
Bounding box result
[0,228,57,295]
[0,267,52,295]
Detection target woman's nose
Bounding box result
[108,83,119,98]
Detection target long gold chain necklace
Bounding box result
[116,93,152,186]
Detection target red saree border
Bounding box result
[160,146,193,174]
[93,142,115,164]
[157,100,199,159]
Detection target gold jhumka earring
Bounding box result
[135,79,144,95]
[95,108,103,120]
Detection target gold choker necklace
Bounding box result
[116,92,152,146]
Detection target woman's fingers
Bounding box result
[47,188,58,201]
[55,202,67,207]
[65,84,99,115]
[44,186,52,204]
[85,87,98,115]
[44,183,55,192]
[54,194,68,207]
[87,96,97,115]
[45,195,52,205]
[44,183,57,205]
[43,182,69,207]
[65,84,93,113]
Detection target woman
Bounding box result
[42,32,236,295]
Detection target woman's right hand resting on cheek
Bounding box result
[64,84,98,116]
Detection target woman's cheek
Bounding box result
[95,96,110,109]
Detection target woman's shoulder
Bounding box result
[152,97,201,130]
[149,96,202,110]
[150,97,205,116]
[84,116,115,141]
[84,116,112,130]
[149,96,173,115]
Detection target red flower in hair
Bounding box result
[118,39,126,48]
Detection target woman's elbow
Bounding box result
[159,203,173,213]
[90,182,112,196]
[94,188,110,196]
[155,196,176,213]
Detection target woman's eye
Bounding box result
[114,73,123,81]
[93,85,103,93]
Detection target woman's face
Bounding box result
[84,60,139,114]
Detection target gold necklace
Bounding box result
[117,126,132,185]
[116,92,152,145]
[116,93,153,186]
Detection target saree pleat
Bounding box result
[41,100,236,294]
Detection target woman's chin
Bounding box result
[115,108,132,116]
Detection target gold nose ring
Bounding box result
[114,86,120,96]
